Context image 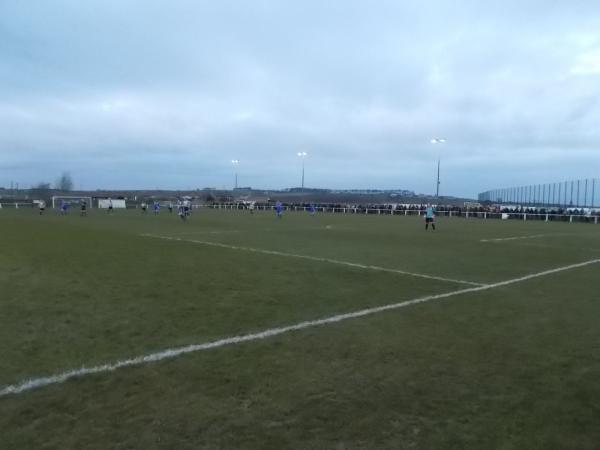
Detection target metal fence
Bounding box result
[204,203,599,224]
[479,178,599,208]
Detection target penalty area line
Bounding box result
[140,233,485,287]
[1,258,599,398]
[175,230,242,235]
[481,234,549,242]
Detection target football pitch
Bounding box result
[1,208,599,449]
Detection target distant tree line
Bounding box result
[32,172,74,195]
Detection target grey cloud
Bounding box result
[1,1,600,196]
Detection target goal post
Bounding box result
[51,196,93,209]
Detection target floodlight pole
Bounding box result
[430,138,446,198]
[436,157,441,197]
[231,159,239,190]
[297,152,307,191]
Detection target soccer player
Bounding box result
[80,199,87,217]
[275,201,284,218]
[177,200,187,221]
[60,200,69,215]
[249,202,255,215]
[425,204,436,230]
[153,201,160,215]
[176,199,182,217]
[141,202,147,214]
[107,198,113,214]
[38,200,46,215]
[168,202,173,214]
[308,203,317,216]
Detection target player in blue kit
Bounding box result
[275,201,284,218]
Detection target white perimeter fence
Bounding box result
[2,201,597,224]
[204,203,600,224]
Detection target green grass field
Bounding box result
[1,207,599,449]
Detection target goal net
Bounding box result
[98,199,127,209]
[52,196,93,209]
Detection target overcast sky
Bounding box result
[1,0,599,197]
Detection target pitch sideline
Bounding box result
[1,258,598,398]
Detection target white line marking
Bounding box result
[481,234,548,242]
[1,258,598,398]
[141,233,484,287]
[177,230,242,235]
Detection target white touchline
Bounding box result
[1,258,598,398]
[176,230,242,235]
[141,233,485,287]
[480,234,548,242]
